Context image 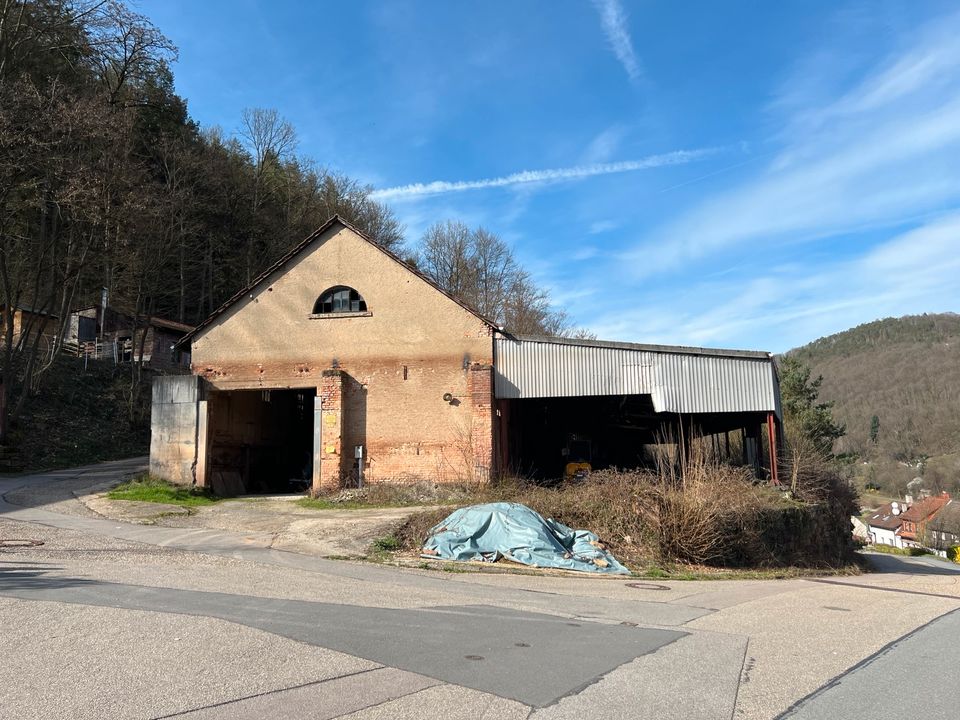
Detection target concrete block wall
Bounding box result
[149,375,201,485]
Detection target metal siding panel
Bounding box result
[494,337,780,416]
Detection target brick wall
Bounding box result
[317,369,343,491]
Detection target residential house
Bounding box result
[66,305,192,370]
[851,515,869,542]
[866,501,907,547]
[0,304,59,352]
[899,492,951,548]
[924,500,960,552]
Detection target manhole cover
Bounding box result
[625,582,670,591]
[0,539,44,548]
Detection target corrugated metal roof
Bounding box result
[494,335,781,417]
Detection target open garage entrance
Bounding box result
[497,394,777,482]
[206,387,316,495]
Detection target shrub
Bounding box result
[371,535,401,552]
[394,453,860,570]
[868,544,929,557]
[948,546,960,563]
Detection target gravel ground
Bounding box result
[132,498,432,557]
[3,455,433,559]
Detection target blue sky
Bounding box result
[142,0,960,352]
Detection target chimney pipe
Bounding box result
[100,287,108,339]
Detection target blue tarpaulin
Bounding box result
[422,502,630,575]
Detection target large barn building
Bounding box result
[150,216,782,495]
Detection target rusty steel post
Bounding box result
[767,412,780,486]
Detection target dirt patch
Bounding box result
[79,494,433,557]
[83,495,190,524]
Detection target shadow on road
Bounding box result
[0,561,101,591]
[861,552,960,575]
[0,574,684,707]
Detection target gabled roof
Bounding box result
[867,502,906,531]
[900,494,950,523]
[178,215,498,347]
[149,316,194,333]
[930,501,960,532]
[0,304,59,318]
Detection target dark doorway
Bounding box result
[499,394,769,482]
[500,394,662,480]
[207,388,315,494]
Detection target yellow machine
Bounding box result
[562,434,592,480]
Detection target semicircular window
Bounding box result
[313,286,367,314]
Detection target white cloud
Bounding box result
[581,126,627,164]
[588,220,618,235]
[590,211,960,352]
[626,11,960,276]
[370,148,716,201]
[570,245,600,261]
[591,0,642,83]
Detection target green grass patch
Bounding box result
[296,497,410,511]
[371,535,401,552]
[107,475,219,507]
[633,564,861,581]
[295,497,389,511]
[295,495,452,511]
[866,544,929,557]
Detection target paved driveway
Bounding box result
[2,459,959,719]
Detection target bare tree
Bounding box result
[415,220,586,337]
[88,0,176,105]
[312,170,403,251]
[0,77,112,440]
[418,220,475,301]
[237,107,297,281]
[0,0,108,82]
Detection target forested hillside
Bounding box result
[787,313,960,495]
[0,0,573,455]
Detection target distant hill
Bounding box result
[786,313,960,495]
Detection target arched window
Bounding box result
[313,286,367,314]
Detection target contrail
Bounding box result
[592,0,643,82]
[370,149,718,201]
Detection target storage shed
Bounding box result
[494,335,781,482]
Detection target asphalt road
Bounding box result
[2,459,960,719]
[779,606,960,719]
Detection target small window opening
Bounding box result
[313,286,367,315]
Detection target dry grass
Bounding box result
[310,480,475,507]
[393,453,860,572]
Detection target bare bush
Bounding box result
[393,451,859,570]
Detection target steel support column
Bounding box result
[767,412,780,486]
